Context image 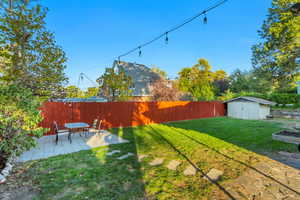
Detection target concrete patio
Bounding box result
[17,131,129,162]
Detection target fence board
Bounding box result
[40,101,225,135]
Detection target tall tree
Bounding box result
[0,1,68,98]
[97,67,133,102]
[229,69,272,93]
[252,0,300,91]
[213,70,230,96]
[178,59,215,101]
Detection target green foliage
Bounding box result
[233,91,300,105]
[84,87,99,98]
[64,85,85,98]
[151,67,168,79]
[64,86,99,98]
[0,2,68,98]
[97,67,133,102]
[252,0,300,91]
[218,90,235,101]
[178,59,215,101]
[229,69,272,93]
[0,84,45,162]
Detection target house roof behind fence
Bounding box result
[113,60,161,96]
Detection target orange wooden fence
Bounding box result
[40,101,225,135]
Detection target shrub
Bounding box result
[0,85,46,168]
[218,90,235,101]
[232,92,300,105]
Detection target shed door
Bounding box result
[237,102,257,119]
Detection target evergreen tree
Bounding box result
[252,0,300,91]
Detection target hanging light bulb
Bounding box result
[203,11,208,24]
[118,56,121,65]
[165,32,169,44]
[138,46,142,57]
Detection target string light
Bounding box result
[203,11,208,24]
[115,0,228,60]
[118,56,121,65]
[138,46,142,57]
[165,32,169,44]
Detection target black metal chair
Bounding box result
[53,121,70,144]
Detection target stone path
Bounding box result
[213,158,300,200]
[17,131,129,162]
[166,160,181,171]
[204,168,223,182]
[149,158,164,166]
[138,154,148,161]
[183,165,197,176]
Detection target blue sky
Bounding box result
[42,0,272,90]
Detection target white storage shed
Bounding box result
[225,96,276,120]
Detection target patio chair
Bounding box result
[53,121,70,144]
[85,119,103,137]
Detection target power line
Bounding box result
[116,0,229,60]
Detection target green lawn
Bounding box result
[14,117,297,200]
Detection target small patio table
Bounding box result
[65,122,89,143]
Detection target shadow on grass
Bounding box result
[148,125,237,200]
[19,130,146,200]
[161,120,300,197]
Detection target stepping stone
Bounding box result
[117,153,134,160]
[149,158,164,166]
[183,165,197,176]
[166,160,181,171]
[106,150,121,156]
[138,154,148,161]
[204,168,223,182]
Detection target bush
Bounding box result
[233,92,300,105]
[0,85,46,168]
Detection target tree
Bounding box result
[150,79,183,101]
[64,85,84,98]
[252,0,300,91]
[229,69,273,93]
[178,59,215,101]
[84,87,99,98]
[0,1,68,98]
[151,66,168,79]
[213,70,230,96]
[0,84,45,169]
[96,67,133,102]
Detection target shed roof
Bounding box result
[225,96,276,106]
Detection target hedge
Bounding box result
[234,92,300,105]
